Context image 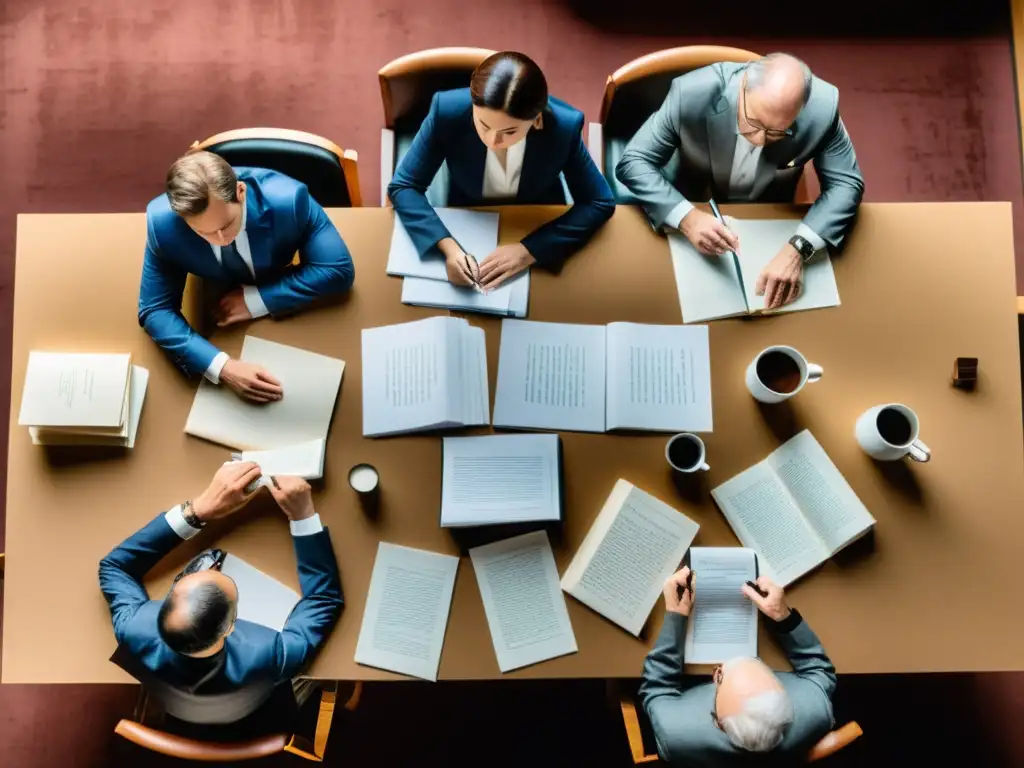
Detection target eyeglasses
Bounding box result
[173,549,227,584]
[711,665,725,730]
[740,75,794,140]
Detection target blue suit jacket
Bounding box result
[387,88,614,268]
[138,168,355,377]
[99,513,343,722]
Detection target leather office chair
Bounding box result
[590,46,818,206]
[378,47,495,205]
[615,684,862,764]
[114,681,361,763]
[192,128,362,208]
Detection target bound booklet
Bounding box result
[560,480,700,636]
[493,320,712,433]
[232,438,327,492]
[668,218,840,324]
[19,351,133,435]
[362,317,489,437]
[711,430,875,586]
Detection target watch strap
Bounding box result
[182,499,206,530]
[788,234,816,262]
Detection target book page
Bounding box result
[667,233,749,323]
[605,323,713,432]
[684,547,758,663]
[765,430,876,553]
[441,434,560,527]
[387,208,499,279]
[732,219,840,315]
[241,438,326,480]
[456,324,490,427]
[711,462,828,587]
[470,531,577,672]
[561,480,700,636]
[354,543,459,682]
[493,320,607,432]
[19,352,131,428]
[185,337,344,450]
[220,554,300,633]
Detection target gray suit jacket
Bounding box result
[615,62,864,250]
[639,611,836,767]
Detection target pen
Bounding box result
[745,580,769,598]
[463,253,481,290]
[708,198,746,291]
[677,569,695,601]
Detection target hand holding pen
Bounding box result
[663,566,695,617]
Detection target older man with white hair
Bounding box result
[639,566,836,765]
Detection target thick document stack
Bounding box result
[387,208,529,317]
[683,547,758,663]
[712,430,876,586]
[18,352,149,448]
[362,317,489,437]
[493,320,713,433]
[561,480,700,636]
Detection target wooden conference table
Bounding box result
[4,202,1023,684]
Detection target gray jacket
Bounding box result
[639,611,836,767]
[616,62,864,250]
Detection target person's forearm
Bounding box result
[437,237,463,260]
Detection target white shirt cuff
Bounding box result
[290,513,323,537]
[165,504,201,540]
[795,223,826,253]
[665,200,695,231]
[243,285,270,319]
[204,352,230,384]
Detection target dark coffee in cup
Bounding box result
[756,351,803,394]
[877,407,912,446]
[668,437,701,470]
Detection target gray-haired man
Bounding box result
[616,53,864,309]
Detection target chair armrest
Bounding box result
[381,128,396,207]
[588,122,604,174]
[619,696,660,763]
[1017,296,1024,315]
[807,721,863,762]
[114,720,287,762]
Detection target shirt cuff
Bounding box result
[290,513,323,537]
[204,352,230,384]
[665,200,694,231]
[795,224,826,253]
[165,504,201,540]
[769,608,803,634]
[242,285,270,319]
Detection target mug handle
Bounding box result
[700,462,711,472]
[806,363,824,383]
[907,439,931,463]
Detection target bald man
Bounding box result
[98,463,343,725]
[616,53,864,309]
[639,567,836,765]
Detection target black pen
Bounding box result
[463,253,481,290]
[745,579,768,598]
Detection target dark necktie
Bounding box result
[219,240,252,286]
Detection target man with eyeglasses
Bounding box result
[616,53,863,309]
[98,461,343,725]
[639,566,837,765]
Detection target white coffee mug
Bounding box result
[855,404,931,462]
[745,346,824,404]
[666,433,710,473]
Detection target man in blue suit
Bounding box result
[139,151,355,402]
[98,461,343,725]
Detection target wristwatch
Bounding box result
[181,499,206,530]
[788,234,817,263]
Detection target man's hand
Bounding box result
[741,576,792,622]
[220,360,283,403]
[267,476,316,521]
[192,461,262,522]
[478,243,536,291]
[214,289,253,328]
[680,209,740,256]
[662,566,695,617]
[755,244,803,309]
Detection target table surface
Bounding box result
[4,203,1023,683]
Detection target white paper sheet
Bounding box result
[668,234,748,323]
[683,547,758,664]
[19,352,132,429]
[387,208,500,279]
[354,543,459,682]
[240,438,326,479]
[220,554,300,633]
[470,531,577,672]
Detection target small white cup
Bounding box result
[666,433,710,473]
[745,346,823,404]
[855,404,930,462]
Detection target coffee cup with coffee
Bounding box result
[666,433,710,474]
[855,404,930,462]
[745,346,823,404]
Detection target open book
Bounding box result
[668,219,840,323]
[711,430,875,586]
[19,352,133,436]
[561,480,700,636]
[493,320,712,433]
[362,317,489,437]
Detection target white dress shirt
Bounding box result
[164,504,323,539]
[668,133,825,251]
[481,140,526,199]
[204,196,271,383]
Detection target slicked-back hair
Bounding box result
[165,150,238,217]
[470,51,549,121]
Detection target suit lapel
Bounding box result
[240,179,272,273]
[462,123,488,199]
[752,135,798,200]
[516,131,545,201]
[707,97,737,199]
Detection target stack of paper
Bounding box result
[18,352,149,448]
[362,317,490,437]
[233,437,327,491]
[388,208,530,317]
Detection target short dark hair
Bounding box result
[158,580,236,656]
[470,51,548,121]
[165,150,238,218]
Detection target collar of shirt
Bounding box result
[482,139,526,199]
[211,188,252,270]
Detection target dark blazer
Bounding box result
[138,167,355,378]
[98,513,343,724]
[387,88,614,268]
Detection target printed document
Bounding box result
[19,351,132,429]
[220,554,300,633]
[683,547,758,663]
